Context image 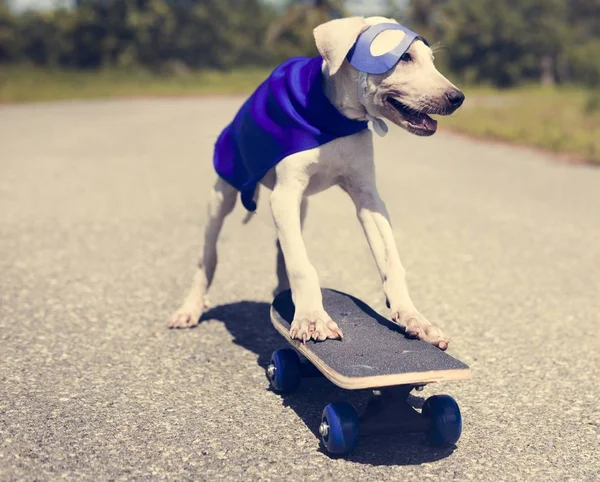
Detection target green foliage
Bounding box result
[0,64,272,103]
[406,0,600,88]
[569,39,600,87]
[265,0,346,63]
[0,0,18,61]
[0,0,279,70]
[585,89,600,115]
[0,0,599,89]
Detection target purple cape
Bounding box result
[213,56,369,211]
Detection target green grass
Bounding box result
[446,86,600,164]
[0,65,273,103]
[1,67,599,164]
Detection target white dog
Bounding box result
[168,16,465,351]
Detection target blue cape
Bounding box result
[213,56,369,211]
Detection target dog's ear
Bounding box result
[313,16,368,76]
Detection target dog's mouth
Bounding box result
[386,97,438,136]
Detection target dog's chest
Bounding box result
[305,168,340,195]
[304,143,358,196]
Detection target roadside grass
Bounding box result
[0,65,272,103]
[1,66,599,164]
[447,85,600,164]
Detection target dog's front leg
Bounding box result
[270,182,342,343]
[274,198,308,296]
[343,178,449,350]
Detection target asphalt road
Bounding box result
[1,98,599,481]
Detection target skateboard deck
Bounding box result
[270,288,471,390]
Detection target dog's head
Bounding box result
[314,16,464,137]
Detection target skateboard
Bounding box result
[266,288,471,457]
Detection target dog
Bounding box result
[168,16,465,351]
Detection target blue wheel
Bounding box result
[320,402,360,456]
[267,349,301,394]
[422,395,462,447]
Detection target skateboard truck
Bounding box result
[318,387,432,441]
[359,385,445,438]
[266,348,463,457]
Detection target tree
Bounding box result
[66,0,274,70]
[562,0,600,86]
[0,0,598,87]
[416,0,575,87]
[265,0,346,61]
[404,0,447,39]
[0,0,18,62]
[521,0,568,86]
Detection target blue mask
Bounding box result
[346,23,429,75]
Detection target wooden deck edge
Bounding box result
[270,306,471,390]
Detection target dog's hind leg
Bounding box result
[168,177,237,328]
[274,197,308,297]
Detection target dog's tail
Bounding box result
[242,185,260,224]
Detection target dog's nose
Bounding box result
[446,89,465,107]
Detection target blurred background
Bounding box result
[0,0,599,163]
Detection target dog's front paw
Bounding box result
[391,309,449,351]
[289,312,343,343]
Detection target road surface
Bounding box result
[1,98,599,480]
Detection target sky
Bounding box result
[262,0,403,16]
[8,0,68,11]
[8,0,407,15]
[8,0,70,11]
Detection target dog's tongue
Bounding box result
[422,116,438,131]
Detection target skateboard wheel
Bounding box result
[320,402,360,456]
[267,349,301,394]
[422,395,462,447]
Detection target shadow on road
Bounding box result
[201,301,457,466]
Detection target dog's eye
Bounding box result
[400,53,412,62]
